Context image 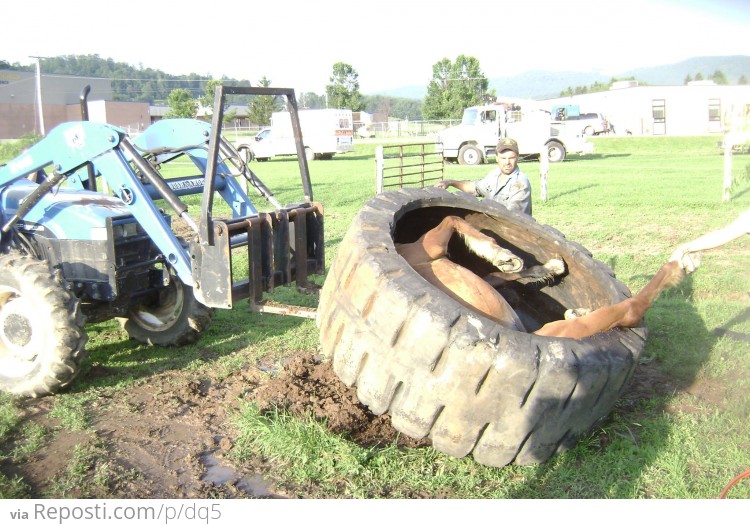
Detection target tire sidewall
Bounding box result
[458,145,482,165]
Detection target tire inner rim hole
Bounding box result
[3,313,32,346]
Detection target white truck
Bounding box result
[237,108,354,161]
[552,105,610,136]
[436,101,593,165]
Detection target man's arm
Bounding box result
[436,179,477,194]
[670,208,750,272]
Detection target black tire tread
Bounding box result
[0,254,87,397]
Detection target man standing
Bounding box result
[436,138,532,215]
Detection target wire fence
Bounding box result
[196,120,461,142]
[355,119,460,139]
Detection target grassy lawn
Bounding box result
[1,134,749,499]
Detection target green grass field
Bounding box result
[1,134,749,499]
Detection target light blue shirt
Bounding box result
[475,166,532,215]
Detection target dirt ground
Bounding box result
[0,352,430,499]
[1,343,705,499]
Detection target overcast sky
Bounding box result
[2,0,748,94]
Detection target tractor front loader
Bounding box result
[0,86,324,397]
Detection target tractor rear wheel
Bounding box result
[0,254,87,397]
[317,188,645,467]
[119,273,213,346]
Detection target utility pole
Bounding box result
[30,56,46,135]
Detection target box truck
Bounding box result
[238,108,354,161]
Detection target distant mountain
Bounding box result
[370,55,750,101]
[620,55,750,86]
[488,69,610,100]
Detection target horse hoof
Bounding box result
[544,258,566,276]
[564,308,591,319]
[492,253,523,273]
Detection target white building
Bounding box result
[544,81,750,136]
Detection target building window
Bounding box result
[652,99,666,135]
[708,99,721,122]
[708,98,722,133]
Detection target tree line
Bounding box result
[4,55,747,125]
[0,56,422,123]
[1,54,490,122]
[559,69,748,97]
[684,70,748,85]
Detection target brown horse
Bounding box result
[396,216,684,340]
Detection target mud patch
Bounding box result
[0,351,427,499]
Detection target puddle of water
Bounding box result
[201,455,236,485]
[200,453,280,498]
[236,474,274,497]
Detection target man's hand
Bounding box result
[669,245,701,273]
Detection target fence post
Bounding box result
[375,145,384,194]
[723,138,733,202]
[539,145,549,202]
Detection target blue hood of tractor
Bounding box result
[0,180,133,241]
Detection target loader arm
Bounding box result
[0,122,197,287]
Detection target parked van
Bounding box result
[237,108,354,161]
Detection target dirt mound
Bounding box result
[254,353,430,448]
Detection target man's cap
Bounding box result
[497,138,519,155]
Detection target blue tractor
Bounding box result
[0,86,324,397]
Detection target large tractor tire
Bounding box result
[317,188,646,467]
[0,254,87,397]
[119,274,213,347]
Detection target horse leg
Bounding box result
[533,261,684,339]
[485,257,566,288]
[396,216,526,330]
[417,216,523,272]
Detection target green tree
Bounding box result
[739,75,748,85]
[300,92,327,109]
[422,58,452,119]
[326,62,363,110]
[200,79,223,112]
[247,76,281,126]
[164,88,197,118]
[695,72,705,81]
[362,95,422,120]
[711,69,728,85]
[684,74,693,85]
[422,55,488,120]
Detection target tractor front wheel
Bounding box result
[119,274,213,347]
[0,254,87,397]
